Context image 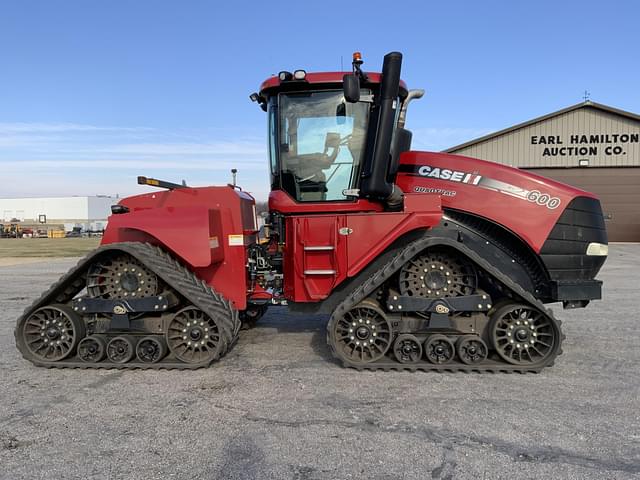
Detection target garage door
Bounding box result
[527,167,640,242]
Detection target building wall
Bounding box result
[0,196,114,225]
[529,167,640,242]
[88,196,116,220]
[447,104,640,241]
[450,106,639,168]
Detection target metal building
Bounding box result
[445,101,640,241]
[0,196,115,232]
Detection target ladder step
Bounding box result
[304,246,335,251]
[304,270,336,275]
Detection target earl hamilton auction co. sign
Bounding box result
[531,133,639,157]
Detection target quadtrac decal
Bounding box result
[413,186,457,197]
[401,165,561,210]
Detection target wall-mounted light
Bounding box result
[578,159,589,167]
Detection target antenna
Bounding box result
[340,55,344,71]
[583,90,591,102]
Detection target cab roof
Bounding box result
[259,72,408,98]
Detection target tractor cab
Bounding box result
[269,88,370,202]
[254,53,422,209]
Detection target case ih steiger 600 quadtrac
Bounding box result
[16,52,608,372]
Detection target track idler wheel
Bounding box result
[489,303,561,366]
[456,335,488,365]
[424,334,455,364]
[136,336,167,363]
[329,299,393,364]
[19,304,85,362]
[78,335,107,363]
[106,336,136,363]
[166,306,224,364]
[393,334,422,364]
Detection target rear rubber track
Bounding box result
[327,236,564,373]
[15,242,241,370]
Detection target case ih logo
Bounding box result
[417,165,483,185]
[405,164,561,210]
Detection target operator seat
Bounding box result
[281,133,340,202]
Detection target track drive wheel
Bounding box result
[456,335,488,365]
[87,253,158,299]
[489,303,561,366]
[399,249,477,298]
[18,304,85,362]
[329,299,393,365]
[393,334,423,364]
[166,306,224,364]
[424,334,455,364]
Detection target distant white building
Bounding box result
[0,196,115,232]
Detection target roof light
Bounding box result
[293,69,306,80]
[353,51,362,62]
[249,92,260,102]
[278,71,293,81]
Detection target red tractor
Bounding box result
[16,52,607,371]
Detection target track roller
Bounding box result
[106,336,136,363]
[393,334,422,364]
[456,335,488,365]
[136,336,167,363]
[78,335,107,363]
[424,334,455,364]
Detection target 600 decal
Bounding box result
[526,190,561,209]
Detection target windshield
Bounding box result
[276,90,369,202]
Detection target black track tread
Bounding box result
[15,242,241,370]
[326,236,564,373]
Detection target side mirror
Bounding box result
[343,74,360,103]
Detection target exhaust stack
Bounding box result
[359,52,403,207]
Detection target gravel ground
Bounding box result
[0,246,638,479]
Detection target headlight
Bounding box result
[586,243,608,256]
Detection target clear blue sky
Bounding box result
[1,0,638,200]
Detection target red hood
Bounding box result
[396,151,596,252]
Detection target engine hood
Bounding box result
[396,151,598,252]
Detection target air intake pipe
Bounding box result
[359,52,403,208]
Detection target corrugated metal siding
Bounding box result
[528,168,640,242]
[450,106,640,168]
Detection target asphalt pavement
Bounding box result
[0,245,638,479]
